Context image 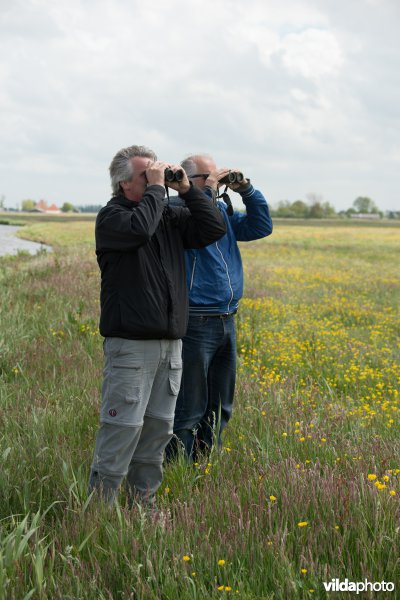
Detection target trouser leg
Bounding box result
[126,416,172,504]
[88,337,158,504]
[165,427,197,460]
[88,422,143,504]
[127,339,182,501]
[166,317,217,461]
[198,315,236,450]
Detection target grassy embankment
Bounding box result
[0,215,399,598]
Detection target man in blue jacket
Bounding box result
[166,154,273,461]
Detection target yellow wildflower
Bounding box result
[375,482,386,490]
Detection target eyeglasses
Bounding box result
[189,174,209,180]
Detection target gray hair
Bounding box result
[109,145,157,195]
[180,153,214,177]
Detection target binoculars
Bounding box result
[165,168,184,183]
[219,171,244,185]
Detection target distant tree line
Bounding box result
[271,195,400,219]
[2,194,399,219]
[76,205,103,213]
[17,199,81,212]
[9,200,102,213]
[272,193,336,219]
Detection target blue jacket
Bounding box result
[171,184,273,314]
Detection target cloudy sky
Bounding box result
[1,0,399,211]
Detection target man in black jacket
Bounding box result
[88,145,226,506]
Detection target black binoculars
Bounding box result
[165,168,184,183]
[219,171,244,185]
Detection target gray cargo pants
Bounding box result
[88,337,182,505]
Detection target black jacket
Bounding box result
[96,183,226,339]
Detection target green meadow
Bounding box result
[0,215,399,599]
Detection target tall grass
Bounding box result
[0,220,398,598]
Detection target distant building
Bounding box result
[29,199,61,214]
[350,213,381,220]
[47,203,61,214]
[29,199,48,212]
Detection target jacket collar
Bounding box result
[109,193,136,208]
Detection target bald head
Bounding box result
[181,154,217,189]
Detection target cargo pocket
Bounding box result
[168,359,182,396]
[111,356,143,404]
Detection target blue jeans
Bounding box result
[166,314,236,461]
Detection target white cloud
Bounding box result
[279,28,343,80]
[0,0,399,210]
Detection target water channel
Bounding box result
[0,224,52,257]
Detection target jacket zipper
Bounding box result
[215,241,233,311]
[189,256,197,290]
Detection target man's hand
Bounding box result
[205,168,249,191]
[145,160,169,187]
[165,165,191,194]
[225,168,249,191]
[205,168,230,191]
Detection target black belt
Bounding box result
[192,310,237,319]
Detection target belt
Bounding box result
[193,310,237,319]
